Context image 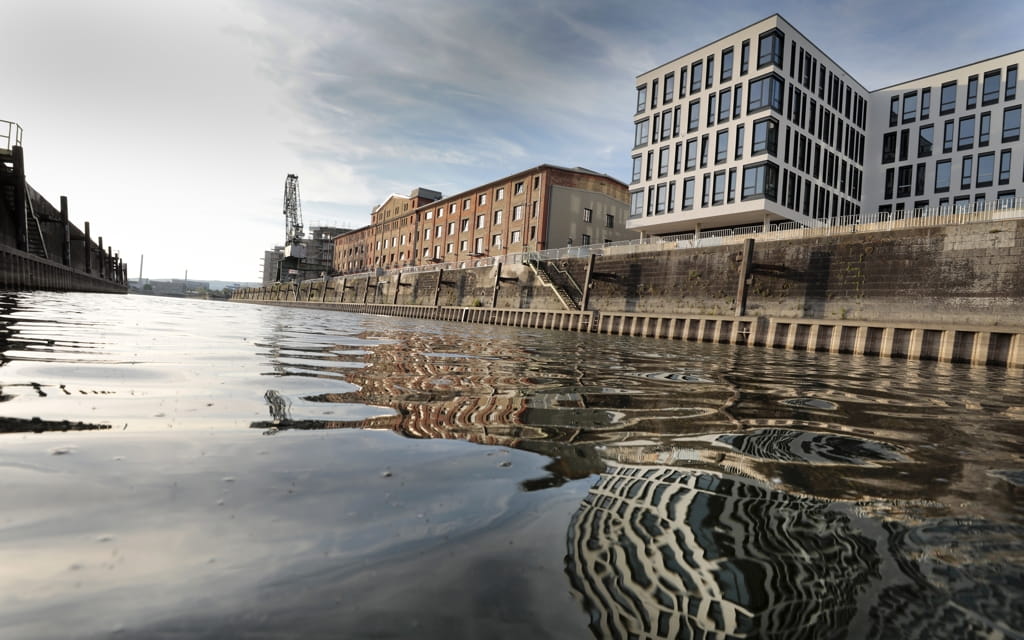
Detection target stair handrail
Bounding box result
[1,120,23,153]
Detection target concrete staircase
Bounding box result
[527,259,580,311]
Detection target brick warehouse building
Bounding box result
[333,165,634,274]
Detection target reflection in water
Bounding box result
[1,292,1023,638]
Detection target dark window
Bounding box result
[712,171,726,204]
[884,167,895,199]
[748,73,784,113]
[667,183,675,212]
[701,174,710,207]
[691,60,703,93]
[673,106,681,136]
[999,150,1012,185]
[915,163,926,196]
[982,70,1000,105]
[655,183,666,213]
[707,94,717,127]
[889,96,899,127]
[685,138,697,171]
[651,79,659,109]
[636,85,647,113]
[674,142,682,174]
[979,112,991,146]
[943,120,954,152]
[897,165,912,198]
[734,85,743,118]
[997,190,1016,207]
[682,178,695,209]
[1003,105,1021,142]
[899,129,910,161]
[920,87,931,119]
[757,30,784,69]
[719,88,731,122]
[700,134,709,167]
[715,129,728,164]
[687,100,700,132]
[740,40,750,75]
[752,117,778,155]
[741,162,779,200]
[977,152,995,187]
[966,75,978,108]
[629,191,643,218]
[728,168,737,202]
[663,74,675,103]
[961,155,973,189]
[940,82,957,114]
[958,116,975,149]
[679,68,688,98]
[918,125,933,157]
[631,155,642,183]
[661,109,673,140]
[706,55,714,89]
[658,146,670,177]
[882,132,896,163]
[652,114,660,143]
[721,48,734,82]
[1007,65,1018,100]
[934,159,951,192]
[735,124,745,160]
[645,150,653,179]
[902,91,917,124]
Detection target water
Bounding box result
[1,291,1022,639]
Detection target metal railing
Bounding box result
[1,120,22,152]
[354,198,1024,279]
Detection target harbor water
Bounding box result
[1,291,1022,639]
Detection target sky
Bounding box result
[6,0,1023,283]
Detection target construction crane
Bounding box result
[278,173,306,281]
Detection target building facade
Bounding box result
[333,165,633,275]
[628,14,1023,237]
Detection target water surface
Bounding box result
[1,292,1022,638]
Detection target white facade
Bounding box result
[628,14,1023,237]
[863,52,1023,215]
[628,15,869,236]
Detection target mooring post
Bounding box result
[97,237,105,279]
[735,238,755,317]
[84,222,92,274]
[11,146,28,252]
[490,262,502,308]
[59,196,71,266]
[433,268,443,307]
[393,273,401,305]
[581,253,596,311]
[107,245,113,281]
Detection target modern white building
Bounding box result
[628,14,1023,237]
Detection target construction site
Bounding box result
[260,174,347,284]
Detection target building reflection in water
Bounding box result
[250,327,1024,639]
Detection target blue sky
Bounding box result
[6,0,1022,282]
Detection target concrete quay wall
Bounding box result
[234,219,1024,368]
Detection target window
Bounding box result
[478,193,486,206]
[757,29,784,69]
[636,85,647,113]
[706,55,714,89]
[682,178,695,209]
[976,152,995,187]
[655,184,667,214]
[943,120,954,152]
[727,168,737,202]
[581,233,591,245]
[634,119,649,147]
[1007,65,1018,100]
[463,198,471,210]
[674,142,683,173]
[514,181,524,195]
[884,168,894,199]
[940,81,957,114]
[685,138,697,171]
[658,146,670,177]
[966,75,978,108]
[915,163,926,196]
[496,187,504,200]
[748,73,784,113]
[982,70,1000,105]
[474,237,484,253]
[751,117,778,155]
[918,125,933,157]
[645,150,653,180]
[493,210,502,224]
[998,190,1017,207]
[958,115,975,149]
[663,73,674,103]
[436,225,442,237]
[512,204,523,220]
[651,79,659,109]
[629,191,643,218]
[921,87,931,119]
[740,40,750,75]
[707,94,717,126]
[961,155,973,189]
[701,174,710,207]
[631,155,642,183]
[889,96,899,127]
[423,228,431,240]
[999,150,1012,185]
[450,203,457,213]
[491,234,502,247]
[979,112,991,146]
[715,129,728,163]
[448,221,456,235]
[700,134,709,167]
[605,214,614,228]
[741,162,778,200]
[673,106,681,136]
[712,171,726,205]
[476,214,485,229]
[902,91,917,123]
[446,242,454,254]
[882,132,896,163]
[735,124,745,160]
[899,129,910,161]
[719,88,731,122]
[734,85,743,118]
[1003,105,1021,142]
[461,218,470,232]
[687,100,700,131]
[582,207,593,223]
[678,68,688,98]
[652,114,660,143]
[459,239,468,252]
[691,60,703,93]
[721,47,734,82]
[897,165,912,198]
[661,109,672,140]
[934,160,951,192]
